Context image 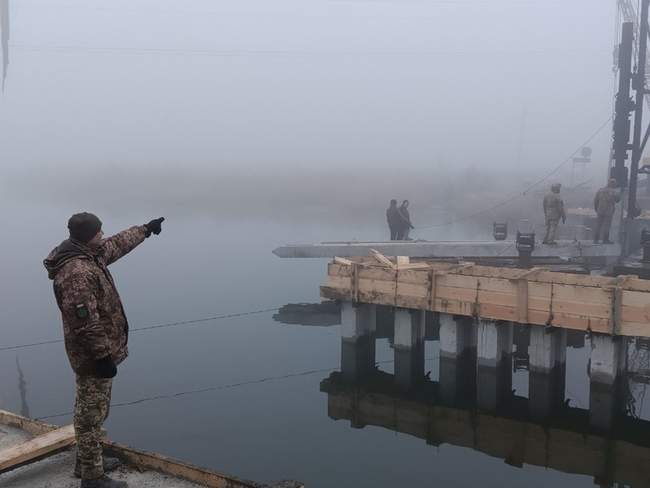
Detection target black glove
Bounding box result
[144,217,165,237]
[95,356,117,378]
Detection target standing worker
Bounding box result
[386,199,400,240]
[44,213,164,488]
[542,183,566,245]
[593,178,621,244]
[397,200,415,240]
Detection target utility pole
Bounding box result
[628,0,650,219]
[612,22,634,189]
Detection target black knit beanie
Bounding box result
[68,212,102,243]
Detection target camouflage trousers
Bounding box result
[74,375,113,480]
[543,218,559,243]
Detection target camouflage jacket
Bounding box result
[44,226,147,375]
[386,206,401,227]
[594,187,620,217]
[543,193,565,221]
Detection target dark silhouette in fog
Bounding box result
[0,0,8,91]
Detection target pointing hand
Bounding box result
[145,217,165,237]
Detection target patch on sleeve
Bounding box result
[75,304,89,319]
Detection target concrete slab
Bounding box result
[273,240,621,259]
[0,449,205,488]
[0,427,204,488]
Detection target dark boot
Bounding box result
[75,457,121,479]
[80,475,128,488]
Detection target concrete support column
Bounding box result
[589,334,627,432]
[528,327,567,419]
[340,302,376,382]
[439,314,477,406]
[394,309,425,390]
[477,319,513,411]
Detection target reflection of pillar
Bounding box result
[589,334,626,432]
[477,319,513,412]
[513,325,530,371]
[340,302,376,382]
[439,314,477,406]
[394,309,425,390]
[528,327,566,419]
[425,311,440,340]
[375,305,395,339]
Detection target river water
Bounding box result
[1,206,650,487]
[0,1,645,486]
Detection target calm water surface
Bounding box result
[1,207,649,487]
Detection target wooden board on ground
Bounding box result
[0,424,75,474]
[0,410,286,488]
[321,258,650,337]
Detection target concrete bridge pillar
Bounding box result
[477,319,513,411]
[589,334,627,432]
[528,327,567,419]
[340,302,376,382]
[394,309,425,390]
[439,313,477,406]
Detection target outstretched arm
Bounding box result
[101,225,148,266]
[101,217,165,265]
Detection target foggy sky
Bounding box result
[0,0,619,220]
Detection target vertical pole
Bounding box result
[628,0,650,221]
[613,22,635,251]
[613,22,635,189]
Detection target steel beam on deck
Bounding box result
[273,240,621,259]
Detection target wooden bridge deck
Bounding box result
[320,254,650,337]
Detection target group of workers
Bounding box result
[386,199,415,240]
[543,178,621,245]
[383,178,622,246]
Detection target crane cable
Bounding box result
[417,115,613,230]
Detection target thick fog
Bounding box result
[0,0,616,228]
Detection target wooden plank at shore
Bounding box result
[0,410,57,437]
[103,441,264,488]
[0,410,283,488]
[0,424,75,474]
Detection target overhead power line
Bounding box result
[0,307,279,353]
[10,44,609,58]
[37,356,439,421]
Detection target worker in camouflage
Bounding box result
[543,183,566,245]
[386,199,401,240]
[397,200,415,240]
[44,212,165,488]
[593,178,621,244]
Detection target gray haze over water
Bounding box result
[0,1,639,487]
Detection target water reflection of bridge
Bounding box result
[320,303,650,487]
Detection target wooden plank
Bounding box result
[396,256,410,266]
[333,257,353,266]
[0,410,279,488]
[370,249,395,268]
[0,424,75,474]
[0,410,57,437]
[517,280,529,323]
[103,441,264,488]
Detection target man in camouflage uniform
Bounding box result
[386,199,401,240]
[593,178,621,244]
[542,183,566,245]
[44,213,164,488]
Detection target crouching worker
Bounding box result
[43,213,164,488]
